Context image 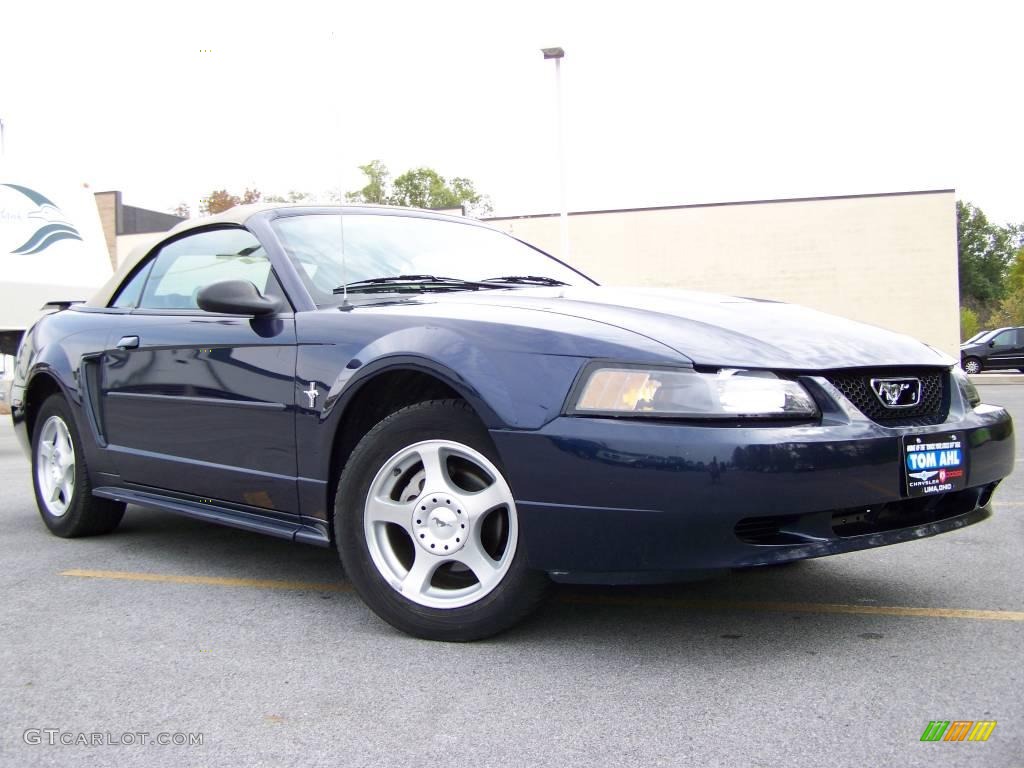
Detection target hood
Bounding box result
[433,286,951,370]
[959,338,994,354]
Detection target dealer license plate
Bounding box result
[902,432,967,497]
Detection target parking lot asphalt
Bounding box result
[1,390,1022,768]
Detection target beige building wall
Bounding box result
[93,191,119,270]
[92,191,184,268]
[487,190,960,357]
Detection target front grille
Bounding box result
[825,368,949,426]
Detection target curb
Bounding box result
[968,374,1024,385]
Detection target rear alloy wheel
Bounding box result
[962,357,982,375]
[31,394,125,537]
[36,415,76,518]
[335,399,547,640]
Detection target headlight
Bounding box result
[953,368,981,408]
[571,366,819,419]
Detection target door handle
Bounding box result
[116,335,140,350]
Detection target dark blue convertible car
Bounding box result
[10,204,1014,640]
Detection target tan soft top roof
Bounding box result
[85,203,478,308]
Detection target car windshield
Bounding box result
[272,213,594,305]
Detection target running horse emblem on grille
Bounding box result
[869,377,922,408]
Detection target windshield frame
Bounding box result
[263,207,598,307]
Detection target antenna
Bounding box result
[339,204,350,308]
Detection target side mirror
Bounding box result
[989,340,996,348]
[196,280,281,316]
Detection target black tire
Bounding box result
[962,357,982,375]
[335,399,548,641]
[31,394,125,537]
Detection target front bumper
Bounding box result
[491,399,1014,582]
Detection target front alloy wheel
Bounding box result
[963,357,982,375]
[335,399,547,641]
[363,439,517,609]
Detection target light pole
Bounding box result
[541,47,569,261]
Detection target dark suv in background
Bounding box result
[961,327,1024,374]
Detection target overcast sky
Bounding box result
[1,0,1020,223]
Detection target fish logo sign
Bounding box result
[2,183,82,255]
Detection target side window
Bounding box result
[109,261,154,309]
[992,330,1015,348]
[138,229,277,311]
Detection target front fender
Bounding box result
[294,326,588,505]
[292,305,689,520]
[324,353,503,428]
[326,325,587,429]
[292,331,589,524]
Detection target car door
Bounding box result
[100,226,299,514]
[1010,329,1024,368]
[984,329,1020,370]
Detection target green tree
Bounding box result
[388,168,454,209]
[989,288,1024,327]
[1005,245,1024,294]
[957,201,1019,305]
[345,161,391,204]
[345,161,492,216]
[960,306,980,341]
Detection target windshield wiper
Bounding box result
[333,275,499,294]
[481,275,569,286]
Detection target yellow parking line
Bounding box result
[60,569,1024,622]
[60,569,351,593]
[558,593,1024,622]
